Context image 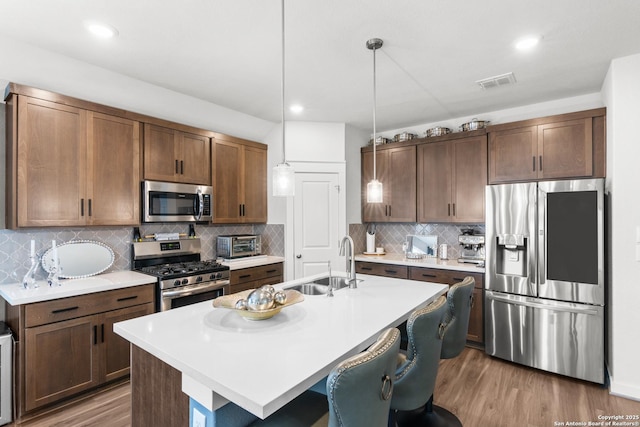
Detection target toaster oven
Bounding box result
[217,235,262,259]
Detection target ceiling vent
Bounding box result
[476,72,517,90]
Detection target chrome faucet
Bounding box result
[339,235,357,289]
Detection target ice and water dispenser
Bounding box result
[495,234,529,277]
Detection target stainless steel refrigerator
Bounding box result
[485,178,605,383]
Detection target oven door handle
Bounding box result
[162,281,228,299]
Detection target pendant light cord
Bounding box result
[372,42,377,181]
[281,0,286,164]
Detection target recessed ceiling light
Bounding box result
[515,36,541,50]
[289,104,304,114]
[84,21,119,39]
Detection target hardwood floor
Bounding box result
[9,348,640,427]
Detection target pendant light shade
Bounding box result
[366,38,383,204]
[273,162,295,197]
[272,0,295,197]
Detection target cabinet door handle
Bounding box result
[175,159,179,174]
[532,156,536,171]
[88,199,92,217]
[117,295,138,302]
[52,306,79,314]
[81,199,85,217]
[180,160,184,174]
[388,205,391,217]
[539,155,543,171]
[242,204,246,216]
[101,324,105,343]
[93,325,98,345]
[448,203,451,216]
[452,203,456,217]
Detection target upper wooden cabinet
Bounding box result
[417,135,487,223]
[5,94,140,228]
[143,123,211,185]
[361,145,417,223]
[212,134,267,223]
[488,108,606,184]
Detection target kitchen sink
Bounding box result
[285,276,361,295]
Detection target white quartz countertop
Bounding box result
[355,253,485,273]
[114,272,448,419]
[219,255,285,270]
[0,271,157,305]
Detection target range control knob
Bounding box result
[209,273,217,280]
[196,276,203,283]
[173,280,181,287]
[181,278,189,285]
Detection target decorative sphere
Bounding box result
[246,289,274,311]
[261,285,276,296]
[235,299,248,310]
[274,291,287,305]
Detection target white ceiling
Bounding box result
[1,0,640,132]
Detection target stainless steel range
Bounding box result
[132,239,230,311]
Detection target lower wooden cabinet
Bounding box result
[229,263,284,293]
[409,266,484,344]
[355,261,408,279]
[7,284,155,418]
[355,261,484,345]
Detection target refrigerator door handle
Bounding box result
[537,187,546,286]
[487,293,601,316]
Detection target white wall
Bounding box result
[602,53,640,400]
[285,122,345,162]
[0,34,274,142]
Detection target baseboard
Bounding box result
[609,374,640,402]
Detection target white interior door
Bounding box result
[293,172,342,278]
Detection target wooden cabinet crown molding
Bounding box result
[5,82,214,138]
[485,107,606,132]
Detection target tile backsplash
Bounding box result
[349,223,485,259]
[0,224,284,284]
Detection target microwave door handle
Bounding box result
[194,189,204,221]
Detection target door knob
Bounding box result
[296,254,302,259]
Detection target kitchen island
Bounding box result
[114,272,448,427]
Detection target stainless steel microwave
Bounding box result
[217,235,262,259]
[142,180,213,223]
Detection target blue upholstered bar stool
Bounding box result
[390,296,448,426]
[249,327,401,427]
[393,276,475,427]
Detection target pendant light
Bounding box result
[366,38,383,203]
[273,0,295,197]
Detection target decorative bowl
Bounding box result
[212,289,304,321]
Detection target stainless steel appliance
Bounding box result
[485,178,605,383]
[132,239,229,311]
[458,230,485,264]
[142,180,213,223]
[217,235,262,259]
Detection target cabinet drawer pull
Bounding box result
[421,273,437,278]
[117,295,138,302]
[51,306,79,314]
[384,269,398,274]
[453,277,465,281]
[360,267,373,271]
[239,274,251,279]
[266,269,277,274]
